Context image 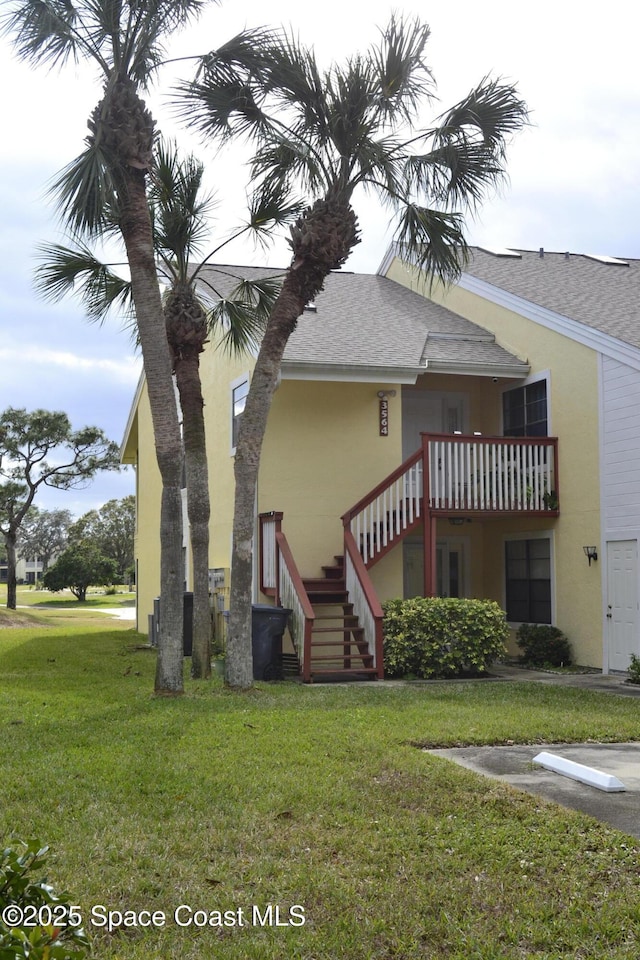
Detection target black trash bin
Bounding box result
[251,604,292,680]
[183,591,194,657]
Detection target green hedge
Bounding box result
[382,597,509,679]
[516,623,572,667]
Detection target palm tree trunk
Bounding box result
[226,198,359,688]
[226,284,305,689]
[174,354,212,679]
[118,166,185,695]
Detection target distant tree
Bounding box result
[43,542,118,601]
[18,507,73,575]
[0,408,119,609]
[69,496,135,582]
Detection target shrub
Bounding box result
[516,623,572,667]
[0,839,89,959]
[627,653,640,684]
[382,597,509,679]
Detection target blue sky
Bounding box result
[1,0,639,518]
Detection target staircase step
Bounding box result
[313,614,358,623]
[321,564,344,579]
[303,578,346,591]
[307,593,349,604]
[310,639,366,648]
[311,601,353,611]
[310,654,373,664]
[310,667,378,678]
[312,626,364,635]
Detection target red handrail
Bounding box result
[275,531,315,620]
[275,530,315,681]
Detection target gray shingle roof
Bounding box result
[196,263,528,374]
[462,248,640,349]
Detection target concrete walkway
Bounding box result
[96,606,136,620]
[428,664,640,838]
[491,662,640,697]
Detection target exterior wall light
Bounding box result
[583,546,598,566]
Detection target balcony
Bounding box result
[425,432,559,515]
[342,433,559,568]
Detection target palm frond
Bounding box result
[434,75,529,157]
[34,240,134,322]
[48,141,119,237]
[149,139,215,273]
[174,27,277,140]
[0,0,92,69]
[372,14,434,122]
[393,204,467,286]
[246,179,305,246]
[121,0,210,87]
[209,277,281,355]
[405,78,527,212]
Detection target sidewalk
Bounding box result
[491,662,640,697]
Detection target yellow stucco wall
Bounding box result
[200,339,257,573]
[129,382,163,633]
[387,257,603,666]
[259,379,404,579]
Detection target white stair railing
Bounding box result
[342,449,423,567]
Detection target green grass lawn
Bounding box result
[2,622,640,958]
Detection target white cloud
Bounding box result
[0,347,141,385]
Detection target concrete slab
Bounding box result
[428,742,640,839]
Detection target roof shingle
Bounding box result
[463,247,640,349]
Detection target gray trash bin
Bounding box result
[251,604,292,680]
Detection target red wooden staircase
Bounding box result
[258,432,559,683]
[302,556,378,680]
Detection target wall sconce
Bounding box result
[583,546,598,566]
[377,390,397,398]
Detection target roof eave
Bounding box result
[120,370,145,464]
[423,359,530,378]
[280,360,424,384]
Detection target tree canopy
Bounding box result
[43,542,118,601]
[69,496,135,582]
[18,506,73,573]
[0,407,119,609]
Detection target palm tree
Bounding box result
[178,15,529,688]
[36,139,285,678]
[2,0,213,694]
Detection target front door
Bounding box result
[436,540,465,598]
[402,389,469,458]
[606,540,639,672]
[404,538,466,599]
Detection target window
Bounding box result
[503,379,548,437]
[231,377,249,450]
[505,537,551,623]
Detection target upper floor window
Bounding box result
[231,377,249,451]
[503,379,548,437]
